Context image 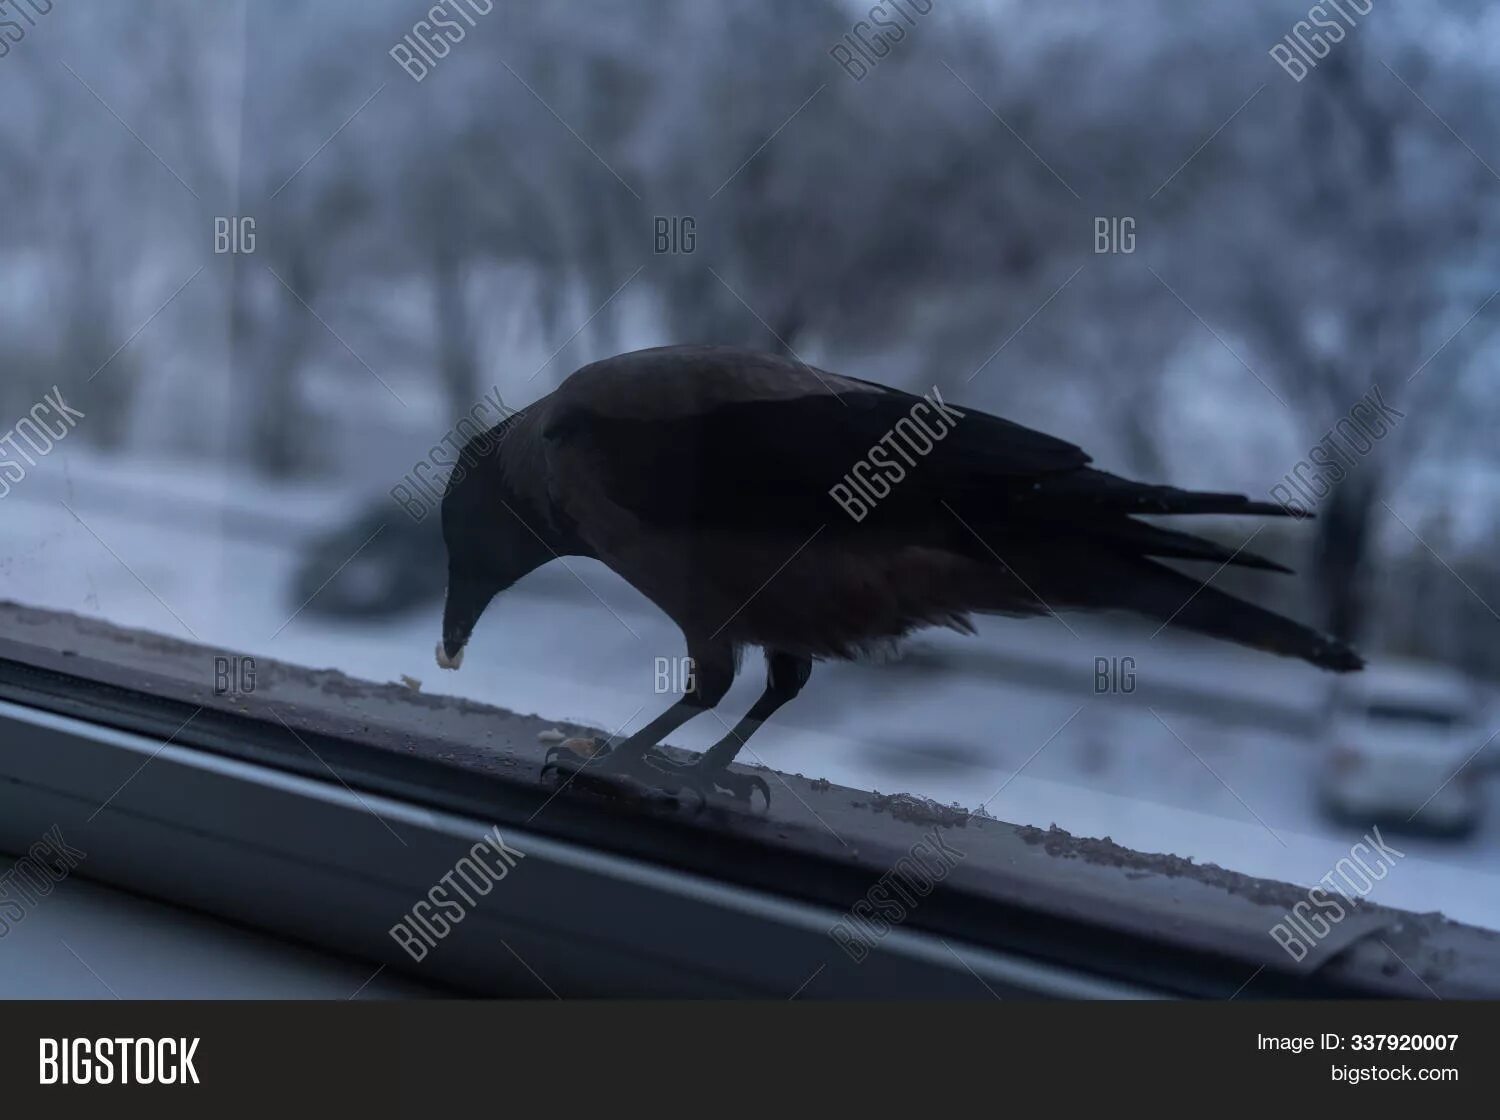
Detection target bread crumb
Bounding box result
[559,736,604,758]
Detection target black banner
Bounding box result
[2,1001,1491,1113]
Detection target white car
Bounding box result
[1318,660,1488,837]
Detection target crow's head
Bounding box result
[435,419,558,670]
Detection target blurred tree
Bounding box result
[1170,28,1500,644]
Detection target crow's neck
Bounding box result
[493,411,592,560]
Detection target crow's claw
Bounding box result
[707,769,772,813]
[540,746,568,779]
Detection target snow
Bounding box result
[5,446,1499,932]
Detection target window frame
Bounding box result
[1,628,1492,999]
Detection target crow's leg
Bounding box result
[657,650,812,808]
[541,640,735,802]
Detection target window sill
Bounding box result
[1,600,1495,998]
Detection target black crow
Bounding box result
[437,345,1361,807]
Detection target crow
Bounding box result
[436,345,1361,808]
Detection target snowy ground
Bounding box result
[5,447,1499,931]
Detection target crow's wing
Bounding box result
[546,375,1082,526]
[542,347,1291,572]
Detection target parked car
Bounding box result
[290,499,446,619]
[1318,660,1488,837]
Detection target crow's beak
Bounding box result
[438,574,496,670]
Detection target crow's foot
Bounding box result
[540,739,684,808]
[640,752,772,813]
[540,738,770,813]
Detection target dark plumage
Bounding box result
[437,345,1361,806]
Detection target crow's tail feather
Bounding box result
[1097,559,1363,672]
[1036,470,1300,519]
[1060,516,1293,573]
